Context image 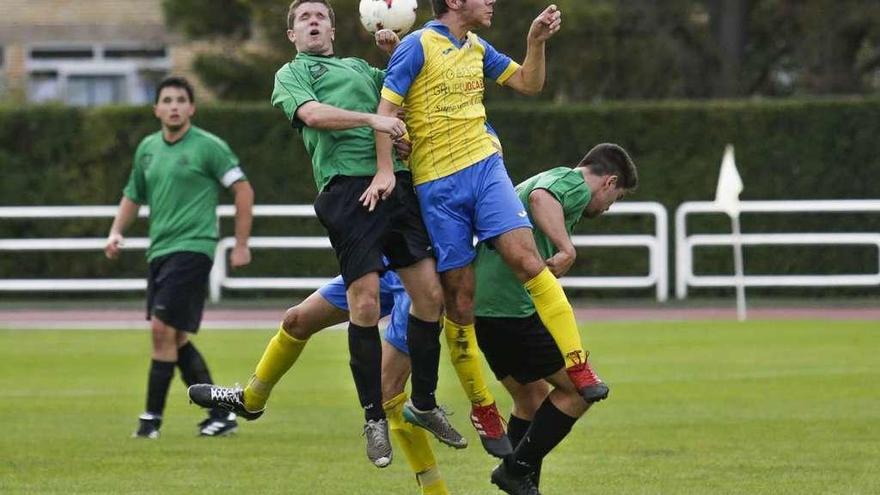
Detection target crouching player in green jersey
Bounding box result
[474,144,638,495]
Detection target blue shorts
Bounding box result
[416,153,532,272]
[318,271,411,354]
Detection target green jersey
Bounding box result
[474,167,592,318]
[123,126,245,262]
[271,52,406,193]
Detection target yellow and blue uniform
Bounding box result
[382,20,531,271]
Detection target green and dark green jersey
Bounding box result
[271,52,407,193]
[474,167,592,318]
[123,126,245,262]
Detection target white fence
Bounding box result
[0,202,669,302]
[675,200,880,299]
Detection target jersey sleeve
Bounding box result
[479,37,520,85]
[367,63,387,90]
[206,139,247,188]
[530,169,591,217]
[271,63,318,128]
[122,144,148,204]
[381,32,425,106]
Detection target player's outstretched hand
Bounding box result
[360,169,397,212]
[104,232,124,260]
[370,115,407,140]
[230,244,251,268]
[528,4,562,43]
[545,249,576,277]
[375,29,400,55]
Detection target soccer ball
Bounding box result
[359,0,418,36]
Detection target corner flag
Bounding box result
[715,144,743,218]
[714,144,747,321]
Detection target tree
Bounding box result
[162,0,880,101]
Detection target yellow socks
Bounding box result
[243,325,307,411]
[443,317,494,407]
[383,393,440,480]
[524,267,586,368]
[419,473,449,495]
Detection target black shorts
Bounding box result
[474,312,565,385]
[313,171,433,288]
[145,251,212,333]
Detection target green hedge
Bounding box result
[1,98,879,298]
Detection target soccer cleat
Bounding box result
[490,461,542,495]
[132,413,161,439]
[565,360,610,404]
[187,384,264,421]
[363,418,393,468]
[403,400,468,449]
[470,402,513,458]
[198,412,239,437]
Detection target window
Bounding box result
[67,75,126,106]
[25,43,170,106]
[28,71,61,102]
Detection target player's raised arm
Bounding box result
[375,28,400,56]
[528,188,576,277]
[503,4,562,96]
[295,101,406,135]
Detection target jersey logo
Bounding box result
[442,47,454,56]
[141,153,153,170]
[309,62,329,80]
[517,210,528,218]
[177,155,190,167]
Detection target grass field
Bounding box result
[1,320,878,494]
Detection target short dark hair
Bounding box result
[288,0,336,29]
[155,76,194,104]
[579,143,638,190]
[431,0,450,16]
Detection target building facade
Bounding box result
[0,0,204,105]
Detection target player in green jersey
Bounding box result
[104,76,254,439]
[201,0,460,469]
[473,144,638,495]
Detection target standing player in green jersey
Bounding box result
[473,144,638,495]
[104,76,254,439]
[257,0,461,468]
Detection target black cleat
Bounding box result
[198,412,239,437]
[187,384,264,421]
[491,461,541,495]
[132,413,161,439]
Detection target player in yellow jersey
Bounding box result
[373,1,608,459]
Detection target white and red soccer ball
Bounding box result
[359,0,418,36]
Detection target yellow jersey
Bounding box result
[381,20,519,185]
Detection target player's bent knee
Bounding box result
[281,306,311,340]
[349,297,380,322]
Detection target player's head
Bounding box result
[287,0,336,55]
[153,76,195,132]
[433,0,496,30]
[577,143,638,218]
